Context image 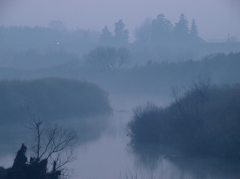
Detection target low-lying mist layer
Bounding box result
[1,52,239,98]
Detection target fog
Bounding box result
[0,1,240,179]
[1,0,240,41]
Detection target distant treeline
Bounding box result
[76,52,240,95]
[127,82,240,158]
[123,52,240,92]
[1,14,239,65]
[0,52,239,96]
[0,78,111,123]
[0,14,201,47]
[0,23,99,51]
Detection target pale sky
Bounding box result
[0,0,240,41]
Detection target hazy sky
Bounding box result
[0,0,240,41]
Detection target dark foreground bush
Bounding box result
[127,83,240,158]
[0,144,61,179]
[0,78,111,123]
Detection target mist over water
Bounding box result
[67,96,167,179]
[0,93,171,179]
[65,95,222,179]
[0,1,240,179]
[1,87,240,179]
[72,112,133,179]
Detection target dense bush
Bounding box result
[0,78,111,123]
[127,83,240,158]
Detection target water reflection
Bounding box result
[1,95,240,179]
[132,145,240,179]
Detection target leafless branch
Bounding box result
[26,117,78,175]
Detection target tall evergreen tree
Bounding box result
[190,19,204,43]
[99,26,112,45]
[134,18,152,44]
[113,20,129,45]
[174,14,189,41]
[190,19,198,37]
[150,14,173,44]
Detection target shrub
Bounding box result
[127,83,240,158]
[0,78,112,123]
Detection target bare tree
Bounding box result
[26,114,78,177]
[84,46,130,70]
[117,47,131,69]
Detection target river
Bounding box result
[1,94,240,179]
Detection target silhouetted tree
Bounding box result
[99,26,113,45]
[84,46,130,70]
[2,143,62,179]
[189,18,202,43]
[134,18,152,43]
[113,20,129,45]
[150,14,173,44]
[117,47,131,69]
[174,14,189,41]
[12,144,27,169]
[26,116,78,177]
[85,46,117,70]
[5,144,28,179]
[190,19,198,37]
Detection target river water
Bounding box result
[1,94,240,179]
[68,94,240,179]
[66,94,196,179]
